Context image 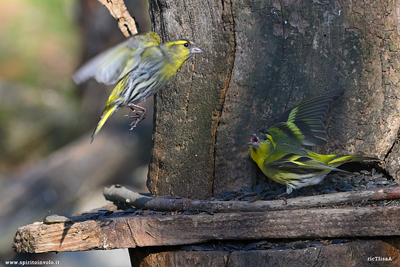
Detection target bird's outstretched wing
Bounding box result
[267,90,345,146]
[72,32,161,85]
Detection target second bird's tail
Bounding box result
[328,155,378,168]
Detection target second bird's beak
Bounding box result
[190,46,203,54]
[248,133,260,147]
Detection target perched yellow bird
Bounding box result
[249,90,376,195]
[73,32,203,142]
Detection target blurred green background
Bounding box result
[0,0,152,266]
[0,0,82,171]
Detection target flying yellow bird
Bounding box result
[73,32,203,142]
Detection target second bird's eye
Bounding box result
[183,42,189,47]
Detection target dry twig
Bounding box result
[103,185,400,213]
[97,0,137,37]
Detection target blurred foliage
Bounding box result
[0,0,79,87]
[0,0,84,172]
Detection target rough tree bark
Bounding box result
[147,0,400,199]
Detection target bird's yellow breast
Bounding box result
[250,141,271,170]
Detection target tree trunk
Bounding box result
[148,0,400,199]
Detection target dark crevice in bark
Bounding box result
[211,0,237,196]
[384,128,400,160]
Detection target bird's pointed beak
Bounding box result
[190,46,203,54]
[248,133,260,147]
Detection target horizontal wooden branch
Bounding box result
[103,185,400,213]
[13,204,400,253]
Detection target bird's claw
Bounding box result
[129,117,141,130]
[125,105,147,130]
[276,192,288,204]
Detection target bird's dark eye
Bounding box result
[183,42,189,47]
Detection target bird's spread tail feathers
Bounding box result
[91,106,116,143]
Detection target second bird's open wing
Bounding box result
[267,90,345,146]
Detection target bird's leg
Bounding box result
[276,193,288,204]
[276,186,291,204]
[125,104,147,130]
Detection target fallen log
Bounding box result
[13,203,400,253]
